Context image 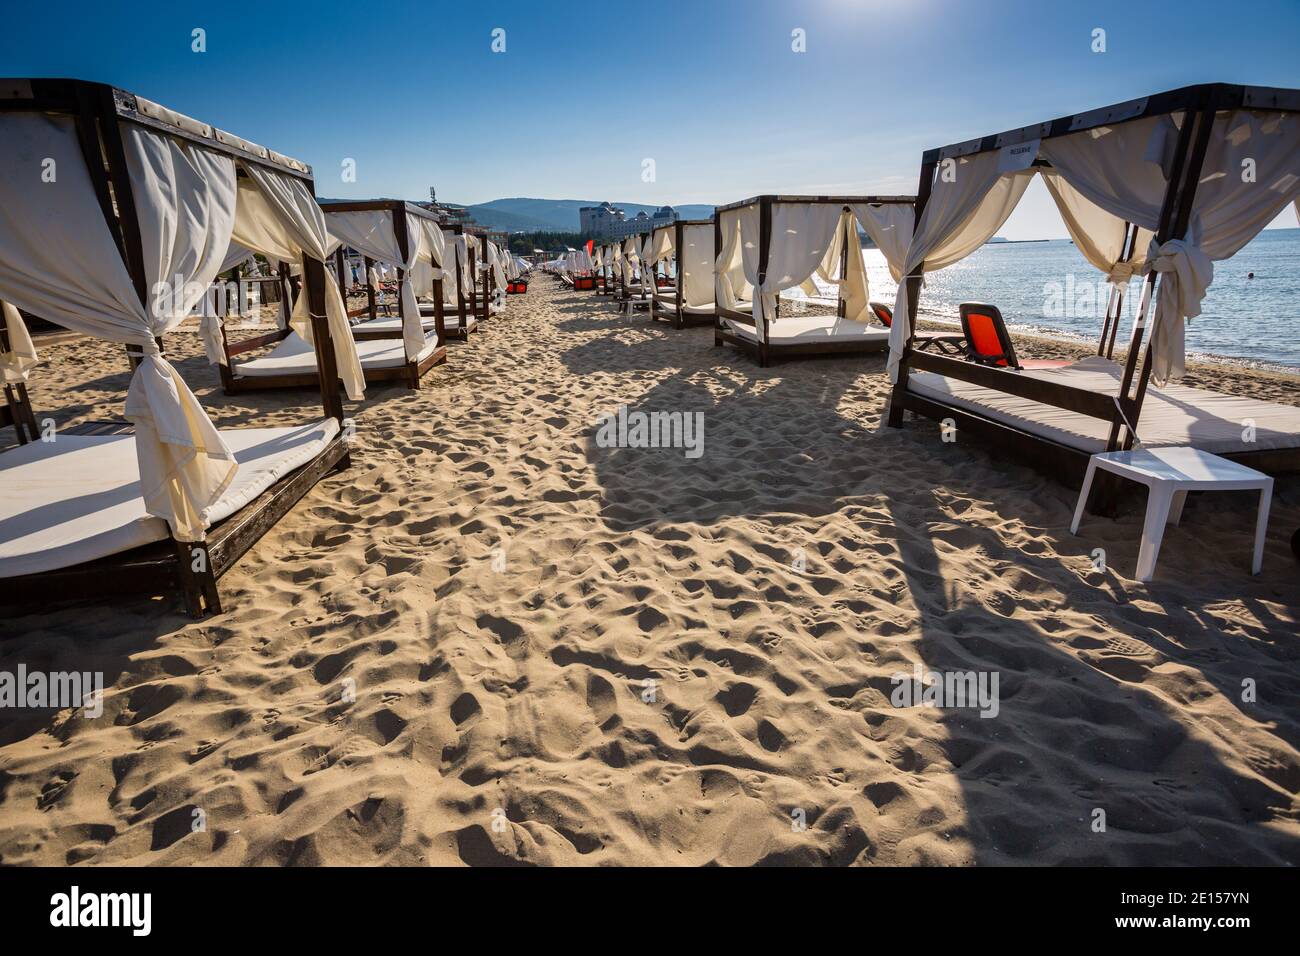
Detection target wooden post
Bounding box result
[278,262,293,329]
[302,256,344,423]
[433,277,447,344]
[363,256,377,320]
[887,162,935,427]
[674,220,685,328]
[1097,223,1135,358]
[93,85,153,373]
[1125,98,1217,447]
[713,215,723,346]
[757,197,772,367]
[392,206,418,386]
[837,206,849,320]
[1104,100,1199,451]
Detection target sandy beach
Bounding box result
[1,279,1297,867]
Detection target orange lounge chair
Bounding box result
[958,303,1072,370]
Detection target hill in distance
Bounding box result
[451,197,717,233]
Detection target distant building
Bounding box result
[607,205,678,240]
[580,201,627,237]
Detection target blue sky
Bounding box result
[3,0,1298,238]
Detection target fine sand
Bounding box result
[1,280,1298,866]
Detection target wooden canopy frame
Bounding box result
[885,82,1300,487]
[616,231,653,309]
[0,77,350,617]
[594,242,617,296]
[463,228,496,322]
[647,219,715,330]
[220,199,449,392]
[712,194,915,366]
[325,199,457,345]
[438,222,482,332]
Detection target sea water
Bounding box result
[844,227,1300,370]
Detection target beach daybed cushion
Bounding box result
[237,330,439,376]
[908,355,1300,454]
[653,299,714,317]
[0,419,339,578]
[724,316,892,346]
[367,313,440,333]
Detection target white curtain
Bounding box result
[217,241,256,275]
[621,236,639,284]
[679,222,715,309]
[714,209,752,310]
[851,202,916,282]
[753,203,845,326]
[812,208,871,323]
[439,231,460,304]
[0,114,239,541]
[1,301,38,384]
[887,154,1034,381]
[1042,109,1299,383]
[736,204,763,311]
[1040,170,1153,282]
[1038,116,1174,233]
[234,164,364,399]
[409,219,447,298]
[1192,110,1300,257]
[651,226,674,264]
[326,209,426,358]
[489,243,507,291]
[1144,109,1300,382]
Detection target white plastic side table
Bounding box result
[1071,447,1272,583]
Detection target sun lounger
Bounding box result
[959,303,1072,370]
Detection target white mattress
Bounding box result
[419,305,478,331]
[0,419,339,578]
[237,330,440,377]
[723,316,892,347]
[908,355,1300,454]
[653,299,715,317]
[359,314,438,332]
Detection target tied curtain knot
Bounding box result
[1142,238,1213,321]
[1142,236,1213,386]
[1105,260,1144,286]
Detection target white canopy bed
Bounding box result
[473,236,509,312]
[616,234,647,302]
[712,194,916,365]
[460,231,496,319]
[885,83,1300,487]
[0,78,352,616]
[595,242,618,296]
[218,199,449,389]
[429,223,481,337]
[645,219,716,329]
